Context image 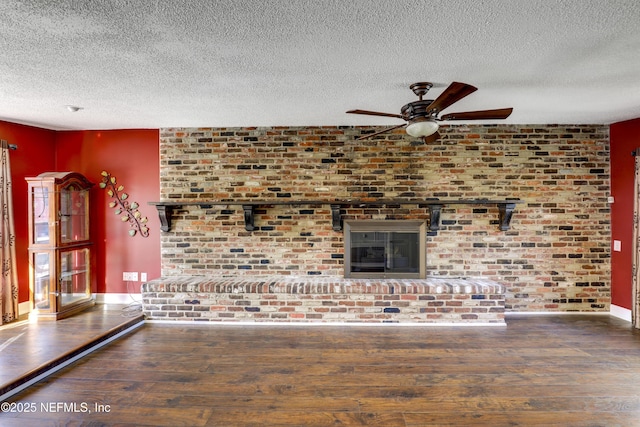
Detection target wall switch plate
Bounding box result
[608,196,615,203]
[614,240,621,252]
[140,272,147,282]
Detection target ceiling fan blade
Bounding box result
[356,123,406,140]
[427,82,477,114]
[422,131,441,143]
[347,109,404,119]
[440,108,513,121]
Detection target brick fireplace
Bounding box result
[154,124,610,315]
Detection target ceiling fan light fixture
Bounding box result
[405,118,439,137]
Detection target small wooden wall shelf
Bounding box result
[149,199,523,234]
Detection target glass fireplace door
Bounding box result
[344,220,426,279]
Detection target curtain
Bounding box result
[633,151,640,329]
[1,140,18,325]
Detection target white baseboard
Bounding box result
[18,301,31,316]
[505,311,611,317]
[610,304,632,322]
[95,293,142,305]
[18,294,141,315]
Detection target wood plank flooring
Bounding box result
[2,314,640,426]
[0,303,144,399]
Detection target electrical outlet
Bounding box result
[122,272,138,281]
[141,272,147,282]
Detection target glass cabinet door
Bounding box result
[32,252,54,311]
[60,184,89,244]
[59,248,90,308]
[31,186,50,245]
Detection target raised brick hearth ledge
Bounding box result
[141,276,505,324]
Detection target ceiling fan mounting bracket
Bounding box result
[410,82,433,100]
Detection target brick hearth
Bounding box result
[141,276,505,323]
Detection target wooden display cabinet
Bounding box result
[26,172,94,320]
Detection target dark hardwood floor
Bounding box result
[0,303,144,400]
[2,314,640,426]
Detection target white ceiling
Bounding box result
[1,0,640,131]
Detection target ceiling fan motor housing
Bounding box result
[401,100,437,121]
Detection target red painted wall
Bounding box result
[1,122,159,305]
[55,129,161,294]
[0,121,55,302]
[0,121,57,303]
[609,118,640,309]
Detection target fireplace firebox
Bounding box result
[344,220,426,279]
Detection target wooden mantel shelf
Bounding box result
[149,199,523,233]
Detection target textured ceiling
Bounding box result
[1,0,640,130]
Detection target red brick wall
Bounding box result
[159,124,610,312]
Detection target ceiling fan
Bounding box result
[346,81,513,142]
